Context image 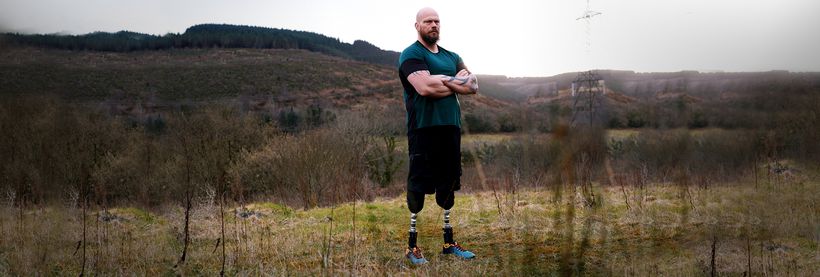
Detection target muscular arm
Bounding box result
[440,69,479,95]
[407,70,454,99]
[407,69,479,98]
[403,58,478,98]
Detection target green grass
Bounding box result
[111,207,163,224]
[1,176,818,275]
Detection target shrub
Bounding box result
[277,108,301,132]
[365,136,404,188]
[626,110,647,128]
[464,113,498,133]
[496,113,521,133]
[230,128,368,209]
[304,104,336,128]
[688,111,708,129]
[689,130,758,181]
[618,129,692,182]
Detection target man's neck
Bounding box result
[418,39,438,53]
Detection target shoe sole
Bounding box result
[441,253,476,260]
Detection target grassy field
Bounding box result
[1,172,817,276]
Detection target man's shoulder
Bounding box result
[437,45,461,61]
[398,41,426,65]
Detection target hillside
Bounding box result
[0,24,400,66]
[0,47,507,114]
[2,24,819,131]
[3,24,818,123]
[480,70,820,105]
[478,70,820,129]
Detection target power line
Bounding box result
[571,0,606,127]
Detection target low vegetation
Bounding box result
[0,43,818,274]
[1,91,817,275]
[1,176,817,275]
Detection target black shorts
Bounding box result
[407,125,462,194]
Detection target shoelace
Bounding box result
[448,243,466,251]
[409,247,424,259]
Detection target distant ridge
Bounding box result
[0,24,400,66]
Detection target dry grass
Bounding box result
[462,133,516,145]
[606,129,640,140]
[0,175,818,275]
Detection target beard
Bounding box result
[420,31,439,45]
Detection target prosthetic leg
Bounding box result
[437,189,475,259]
[405,191,428,264]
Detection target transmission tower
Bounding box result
[576,0,602,55]
[571,0,606,127]
[570,71,606,126]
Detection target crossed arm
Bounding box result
[407,68,479,99]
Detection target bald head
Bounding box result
[415,7,441,47]
[416,7,438,23]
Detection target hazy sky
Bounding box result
[1,0,818,77]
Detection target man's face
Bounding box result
[416,13,440,45]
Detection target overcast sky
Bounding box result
[1,0,818,77]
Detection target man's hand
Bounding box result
[441,70,478,95]
[407,69,478,98]
[407,70,455,98]
[456,69,470,77]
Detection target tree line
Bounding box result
[0,24,399,66]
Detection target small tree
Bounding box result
[277,108,301,132]
[366,136,403,188]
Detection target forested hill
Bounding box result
[0,24,400,66]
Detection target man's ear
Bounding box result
[414,22,419,31]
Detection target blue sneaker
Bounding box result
[442,242,476,259]
[405,246,428,265]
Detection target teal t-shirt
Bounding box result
[398,41,463,131]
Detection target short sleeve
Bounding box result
[456,61,466,72]
[399,59,429,79]
[453,53,465,72]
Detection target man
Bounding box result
[397,7,479,265]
